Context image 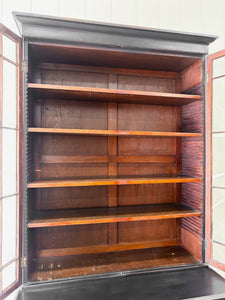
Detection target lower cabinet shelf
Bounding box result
[36,240,179,257]
[28,203,201,228]
[27,175,202,188]
[30,246,200,281]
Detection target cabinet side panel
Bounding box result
[181,82,204,261]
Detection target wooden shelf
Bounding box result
[28,204,201,228]
[37,240,179,257]
[28,83,202,106]
[30,246,199,281]
[28,127,202,137]
[27,175,202,188]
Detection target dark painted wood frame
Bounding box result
[13,12,216,56]
[12,12,218,285]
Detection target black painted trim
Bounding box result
[16,266,225,300]
[25,263,207,287]
[19,264,206,289]
[202,55,207,263]
[22,38,29,284]
[13,12,217,55]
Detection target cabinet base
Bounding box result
[18,266,225,300]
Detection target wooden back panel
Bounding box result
[31,61,184,260]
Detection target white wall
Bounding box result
[0,0,225,53]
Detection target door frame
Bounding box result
[206,49,225,272]
[0,23,23,299]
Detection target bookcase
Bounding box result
[14,12,217,284]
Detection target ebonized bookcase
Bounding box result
[14,12,217,284]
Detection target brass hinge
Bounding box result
[21,256,27,268]
[21,60,28,73]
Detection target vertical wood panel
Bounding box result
[34,100,42,210]
[175,106,181,243]
[181,227,202,261]
[181,61,202,92]
[107,74,118,244]
[181,98,204,239]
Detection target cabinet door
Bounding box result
[0,23,22,299]
[206,50,225,272]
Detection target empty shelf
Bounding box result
[37,240,180,257]
[28,203,201,228]
[30,246,199,281]
[28,127,202,137]
[27,175,202,188]
[28,83,202,106]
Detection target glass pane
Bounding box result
[212,77,225,132]
[2,129,17,197]
[212,188,225,244]
[212,133,225,188]
[2,60,17,129]
[213,242,225,266]
[2,35,17,63]
[2,196,17,266]
[213,56,225,78]
[2,262,16,291]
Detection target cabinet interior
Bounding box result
[26,42,204,281]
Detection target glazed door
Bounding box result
[0,23,22,299]
[206,50,225,272]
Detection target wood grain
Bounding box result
[27,40,205,281]
[37,240,179,257]
[28,175,202,188]
[28,83,202,106]
[181,61,202,92]
[29,43,200,72]
[40,155,176,164]
[38,62,180,79]
[28,127,202,137]
[30,245,199,281]
[107,97,118,244]
[181,227,202,261]
[28,204,201,228]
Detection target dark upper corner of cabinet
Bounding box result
[13,11,217,56]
